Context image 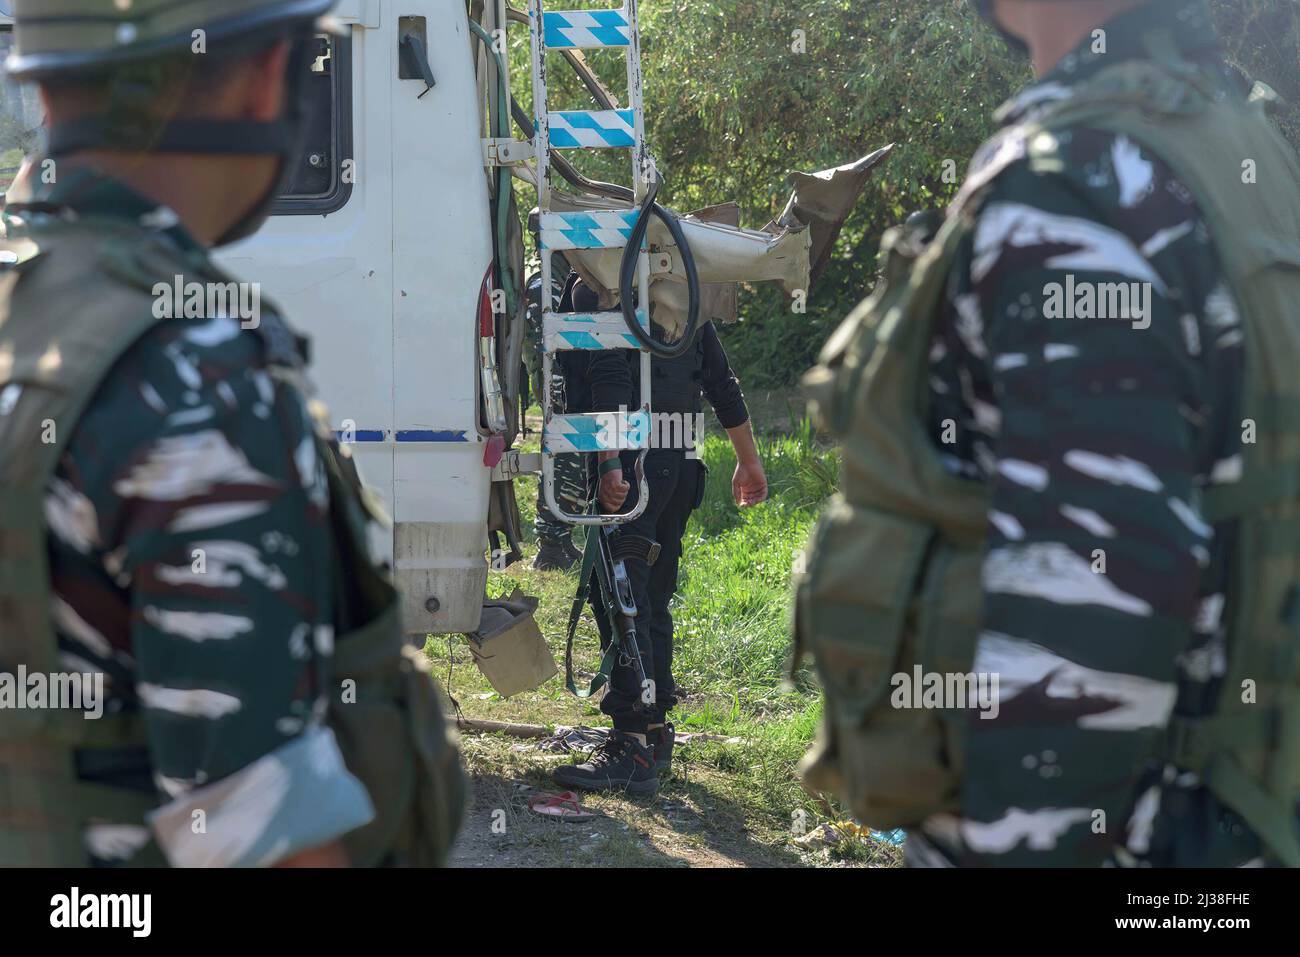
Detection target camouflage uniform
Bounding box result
[9,170,374,866]
[0,0,463,870]
[907,0,1264,866]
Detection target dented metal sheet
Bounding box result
[768,144,896,287]
[554,146,895,339]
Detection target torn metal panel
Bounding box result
[768,144,896,287]
[553,190,811,340]
[467,588,556,698]
[553,146,894,340]
[688,202,741,326]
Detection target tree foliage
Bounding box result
[510,0,1299,388]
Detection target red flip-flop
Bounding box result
[528,791,596,822]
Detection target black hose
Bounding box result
[618,176,701,359]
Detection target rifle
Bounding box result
[563,465,657,707]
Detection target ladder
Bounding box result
[528,0,654,527]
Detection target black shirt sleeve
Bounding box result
[570,279,635,413]
[699,322,749,430]
[586,350,635,413]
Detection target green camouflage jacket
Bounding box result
[908,0,1267,867]
[7,170,374,866]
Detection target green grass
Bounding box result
[424,407,902,866]
[0,148,23,193]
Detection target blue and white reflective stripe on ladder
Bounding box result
[545,311,647,351]
[539,210,640,250]
[544,411,651,454]
[555,329,642,350]
[547,110,637,149]
[543,9,631,49]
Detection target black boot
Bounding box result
[533,538,580,572]
[648,723,675,775]
[553,731,658,796]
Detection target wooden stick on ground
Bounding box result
[455,716,744,745]
[456,717,550,738]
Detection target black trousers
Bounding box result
[590,447,707,732]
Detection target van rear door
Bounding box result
[217,0,496,636]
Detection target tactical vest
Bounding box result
[0,210,465,867]
[795,50,1300,865]
[639,327,707,416]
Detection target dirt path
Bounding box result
[449,733,811,869]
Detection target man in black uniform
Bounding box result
[555,283,767,796]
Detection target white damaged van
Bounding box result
[1,0,890,640]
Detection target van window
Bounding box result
[275,30,354,215]
[0,26,351,209]
[0,26,46,195]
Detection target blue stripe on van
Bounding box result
[332,430,470,443]
[336,430,387,443]
[397,430,469,443]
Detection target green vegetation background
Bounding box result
[511,0,1298,389]
[453,2,1295,861]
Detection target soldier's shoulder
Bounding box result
[7,215,284,379]
[82,314,276,430]
[2,215,180,325]
[966,122,1108,199]
[61,315,294,500]
[962,108,1206,230]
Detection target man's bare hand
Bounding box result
[732,458,768,507]
[598,469,630,512]
[724,421,767,508]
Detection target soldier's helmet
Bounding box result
[5,0,337,79]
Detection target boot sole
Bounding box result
[552,772,659,797]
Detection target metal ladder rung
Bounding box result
[529,0,652,526]
[548,109,637,149]
[545,311,646,352]
[543,8,632,49]
[544,411,651,454]
[539,209,641,250]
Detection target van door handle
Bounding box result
[399,33,436,96]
